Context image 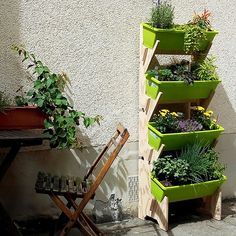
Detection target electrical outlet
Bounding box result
[127,175,139,202]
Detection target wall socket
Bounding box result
[127,175,139,202]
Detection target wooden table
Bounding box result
[0,130,45,236]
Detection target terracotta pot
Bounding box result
[0,106,46,130]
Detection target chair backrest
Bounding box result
[84,123,129,181]
[75,124,129,215]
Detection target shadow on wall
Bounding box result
[0,127,131,219]
[210,84,236,198]
[0,1,25,97]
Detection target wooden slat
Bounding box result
[53,175,60,192]
[150,197,169,231]
[45,173,52,191]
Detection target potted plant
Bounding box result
[148,107,224,150]
[8,46,101,149]
[151,142,227,203]
[145,56,220,101]
[142,1,218,52]
[0,91,46,130]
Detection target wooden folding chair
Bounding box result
[35,123,129,236]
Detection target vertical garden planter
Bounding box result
[142,23,218,51]
[148,122,224,151]
[0,106,46,130]
[151,175,227,203]
[146,74,221,101]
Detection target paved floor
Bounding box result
[12,199,236,236]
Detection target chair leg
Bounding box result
[80,212,103,235]
[64,194,103,235]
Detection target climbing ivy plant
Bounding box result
[12,46,101,149]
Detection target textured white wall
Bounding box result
[0,0,236,219]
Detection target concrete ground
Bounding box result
[12,199,236,236]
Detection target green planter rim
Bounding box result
[151,175,227,191]
[146,74,221,85]
[142,22,219,35]
[148,122,224,137]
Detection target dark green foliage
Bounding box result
[15,95,28,106]
[152,143,225,186]
[157,68,173,81]
[152,156,190,186]
[150,1,174,29]
[12,46,101,149]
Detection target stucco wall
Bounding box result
[0,0,236,219]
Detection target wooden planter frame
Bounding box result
[138,26,222,231]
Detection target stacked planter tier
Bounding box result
[142,23,218,50]
[146,74,221,101]
[151,175,227,203]
[148,122,224,151]
[139,23,224,231]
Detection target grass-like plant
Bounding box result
[149,1,174,29]
[178,142,225,183]
[152,142,225,186]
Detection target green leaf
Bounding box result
[36,98,44,107]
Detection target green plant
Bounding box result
[152,143,225,186]
[195,56,219,80]
[12,46,101,149]
[152,156,190,186]
[174,10,212,53]
[0,91,11,112]
[149,1,174,29]
[178,142,225,183]
[179,24,207,53]
[151,107,220,133]
[192,106,219,130]
[152,109,181,133]
[15,95,28,106]
[157,68,173,81]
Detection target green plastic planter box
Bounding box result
[148,122,224,151]
[142,23,218,51]
[151,175,227,203]
[145,74,221,101]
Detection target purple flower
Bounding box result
[178,120,203,132]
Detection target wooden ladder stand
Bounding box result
[35,124,129,236]
[138,26,222,231]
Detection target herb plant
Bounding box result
[195,56,219,81]
[149,1,174,29]
[147,58,218,85]
[178,142,225,183]
[152,142,225,186]
[152,156,190,186]
[12,46,100,149]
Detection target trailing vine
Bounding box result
[13,46,101,149]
